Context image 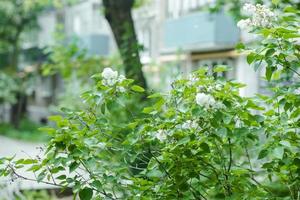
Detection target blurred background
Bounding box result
[0,0,298,199]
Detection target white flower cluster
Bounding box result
[182,120,198,130]
[188,74,199,86]
[120,179,134,185]
[155,129,168,142]
[196,93,216,109]
[237,3,276,30]
[101,67,126,92]
[295,88,300,95]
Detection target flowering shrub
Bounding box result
[0,3,299,200]
[237,3,276,29]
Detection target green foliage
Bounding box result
[0,118,49,142]
[0,72,18,104]
[15,190,54,200]
[240,5,300,82]
[0,3,299,200]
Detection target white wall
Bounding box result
[38,11,57,48]
[236,55,260,97]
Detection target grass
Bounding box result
[0,118,49,142]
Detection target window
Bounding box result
[194,58,235,79]
[138,28,151,58]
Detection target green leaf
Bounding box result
[17,159,38,165]
[279,140,291,148]
[258,149,268,159]
[265,49,275,57]
[284,6,298,13]
[177,136,190,146]
[200,142,210,153]
[147,93,162,99]
[37,171,46,182]
[247,52,257,65]
[131,85,145,92]
[48,115,63,123]
[236,42,245,50]
[213,65,229,73]
[272,0,279,5]
[56,175,66,180]
[79,188,93,200]
[69,162,80,173]
[91,180,102,190]
[265,67,273,81]
[142,107,154,114]
[273,147,284,159]
[128,122,138,129]
[147,169,164,178]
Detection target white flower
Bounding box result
[196,93,216,109]
[102,79,117,86]
[188,74,199,85]
[243,3,257,15]
[182,120,198,129]
[238,3,276,30]
[98,142,106,149]
[101,67,118,80]
[214,102,225,109]
[155,129,167,142]
[215,83,223,91]
[237,19,251,30]
[295,88,300,95]
[101,67,127,89]
[235,117,243,128]
[120,179,133,185]
[117,86,126,93]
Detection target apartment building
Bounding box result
[133,0,261,95]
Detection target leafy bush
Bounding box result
[0,72,18,105]
[0,3,299,200]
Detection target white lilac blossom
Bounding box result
[188,74,199,86]
[196,93,216,109]
[237,3,276,30]
[102,67,118,80]
[235,117,243,128]
[101,68,126,90]
[295,88,300,95]
[117,86,126,93]
[214,102,225,109]
[98,142,106,149]
[182,120,198,130]
[237,19,252,30]
[155,129,167,142]
[120,179,134,185]
[215,83,223,91]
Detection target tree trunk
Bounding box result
[10,41,19,69]
[103,0,147,89]
[10,92,27,129]
[9,34,27,128]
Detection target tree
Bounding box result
[0,0,48,128]
[103,0,147,89]
[0,0,44,69]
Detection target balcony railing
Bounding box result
[163,12,239,52]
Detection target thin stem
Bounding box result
[227,138,233,173]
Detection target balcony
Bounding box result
[163,12,239,53]
[78,34,110,56]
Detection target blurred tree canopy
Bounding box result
[0,0,46,69]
